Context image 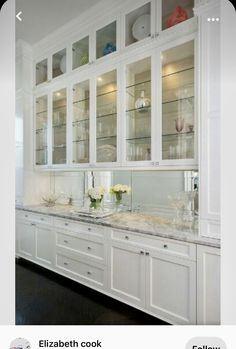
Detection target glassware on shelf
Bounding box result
[175,117,185,132]
[168,192,186,226]
[135,90,151,112]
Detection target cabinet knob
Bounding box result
[63,262,68,266]
[87,246,92,250]
[88,228,91,231]
[64,240,68,244]
[31,223,36,226]
[125,235,129,240]
[64,223,69,226]
[145,252,150,256]
[155,162,159,166]
[87,271,91,275]
[163,244,168,249]
[140,251,144,255]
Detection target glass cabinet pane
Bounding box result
[162,41,195,160]
[72,80,90,164]
[125,3,151,47]
[52,89,67,164]
[36,59,47,85]
[96,21,116,59]
[126,57,151,161]
[72,36,89,70]
[52,48,66,78]
[162,0,194,31]
[35,96,48,165]
[96,70,117,162]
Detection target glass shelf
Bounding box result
[162,40,195,161]
[97,112,116,119]
[72,119,89,125]
[36,147,47,151]
[162,67,194,79]
[162,0,194,31]
[126,80,151,90]
[73,139,89,143]
[126,106,151,114]
[35,95,48,165]
[72,36,89,70]
[126,136,151,142]
[52,123,66,128]
[36,128,47,133]
[97,90,117,98]
[73,97,89,104]
[36,110,47,116]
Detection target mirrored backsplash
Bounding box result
[47,170,198,218]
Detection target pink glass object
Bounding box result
[166,5,189,28]
[175,117,185,132]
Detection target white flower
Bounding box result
[87,186,106,200]
[110,184,131,194]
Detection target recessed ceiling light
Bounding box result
[56,92,61,97]
[97,77,103,82]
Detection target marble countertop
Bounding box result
[16,204,220,248]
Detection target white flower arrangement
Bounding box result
[110,184,131,194]
[87,186,106,201]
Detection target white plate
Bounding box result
[132,14,151,41]
[97,144,116,162]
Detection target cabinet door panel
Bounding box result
[146,252,196,324]
[109,243,145,307]
[197,245,220,325]
[35,225,54,266]
[17,221,35,259]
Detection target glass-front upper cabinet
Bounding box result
[162,0,194,31]
[72,36,89,70]
[52,49,67,78]
[96,21,117,60]
[35,95,48,165]
[161,40,195,161]
[125,2,152,47]
[72,80,90,164]
[35,59,48,86]
[96,70,117,163]
[52,88,67,165]
[126,57,152,162]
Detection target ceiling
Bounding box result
[16,0,102,45]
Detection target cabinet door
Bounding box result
[35,95,48,166]
[109,242,146,308]
[124,55,153,165]
[35,224,54,267]
[16,221,35,260]
[161,0,194,32]
[197,245,220,325]
[52,88,67,165]
[96,69,117,164]
[146,251,196,324]
[161,39,197,165]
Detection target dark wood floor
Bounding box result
[16,259,169,325]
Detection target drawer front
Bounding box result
[54,218,104,237]
[16,210,53,225]
[57,232,105,261]
[111,230,196,260]
[56,254,104,286]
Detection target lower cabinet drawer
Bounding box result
[56,232,105,262]
[111,229,196,260]
[56,254,105,287]
[16,210,53,225]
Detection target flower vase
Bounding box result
[115,192,123,211]
[90,199,102,210]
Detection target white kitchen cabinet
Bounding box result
[35,224,54,267]
[109,242,146,308]
[197,245,220,325]
[146,250,196,324]
[16,220,35,260]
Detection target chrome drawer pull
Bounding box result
[125,236,129,240]
[145,252,150,256]
[64,240,68,244]
[163,244,168,249]
[87,271,91,275]
[140,251,144,255]
[87,246,91,250]
[63,262,68,266]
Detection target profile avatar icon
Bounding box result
[10,338,31,349]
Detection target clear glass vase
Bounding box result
[89,199,102,210]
